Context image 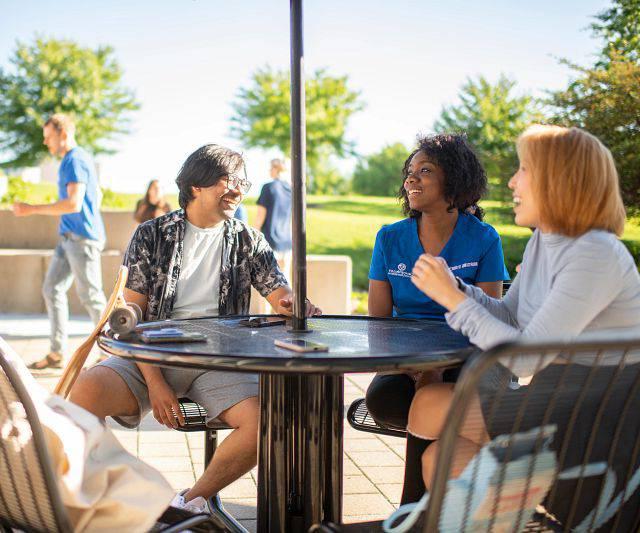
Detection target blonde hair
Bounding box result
[516,124,626,237]
[44,113,75,135]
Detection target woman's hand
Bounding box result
[147,378,185,429]
[411,254,467,312]
[278,296,322,317]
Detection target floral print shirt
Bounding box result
[123,209,288,320]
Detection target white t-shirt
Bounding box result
[171,220,224,319]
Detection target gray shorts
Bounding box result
[98,357,259,429]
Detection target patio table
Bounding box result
[98,315,473,533]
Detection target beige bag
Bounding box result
[0,337,174,532]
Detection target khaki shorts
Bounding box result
[98,357,258,429]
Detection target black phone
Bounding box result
[274,338,329,353]
[139,328,207,344]
[240,317,286,328]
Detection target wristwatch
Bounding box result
[455,276,465,291]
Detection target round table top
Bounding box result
[97,315,474,374]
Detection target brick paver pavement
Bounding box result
[1,315,406,531]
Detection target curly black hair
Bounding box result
[398,133,487,220]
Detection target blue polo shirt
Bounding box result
[58,147,105,242]
[369,214,509,319]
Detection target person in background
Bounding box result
[134,179,171,224]
[254,158,292,276]
[13,113,106,370]
[366,133,509,504]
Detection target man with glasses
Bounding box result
[70,144,321,513]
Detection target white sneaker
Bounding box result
[171,489,210,514]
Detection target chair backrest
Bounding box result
[0,346,73,532]
[424,337,640,533]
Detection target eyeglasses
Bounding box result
[226,170,252,194]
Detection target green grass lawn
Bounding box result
[249,195,640,293]
[4,182,640,294]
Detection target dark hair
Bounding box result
[176,144,244,209]
[398,133,487,220]
[144,179,160,204]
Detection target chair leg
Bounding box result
[204,429,217,468]
[208,494,248,532]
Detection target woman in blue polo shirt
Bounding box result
[365,133,509,504]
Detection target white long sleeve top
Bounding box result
[446,229,640,377]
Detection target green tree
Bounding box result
[433,75,540,199]
[591,0,639,64]
[230,66,364,192]
[551,0,640,209]
[0,37,139,168]
[352,143,408,197]
[313,163,350,195]
[311,148,351,195]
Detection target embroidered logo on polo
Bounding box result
[388,263,411,278]
[449,261,478,272]
[388,261,478,278]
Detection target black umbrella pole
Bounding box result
[290,0,308,331]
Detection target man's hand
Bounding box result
[147,378,185,429]
[277,296,322,317]
[12,202,33,217]
[411,254,467,312]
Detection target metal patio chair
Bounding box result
[0,345,227,533]
[315,336,640,532]
[173,399,245,532]
[175,398,229,469]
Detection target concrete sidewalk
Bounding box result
[1,314,406,531]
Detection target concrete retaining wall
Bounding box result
[1,251,352,315]
[0,209,353,316]
[249,255,352,315]
[0,209,138,250]
[0,249,123,315]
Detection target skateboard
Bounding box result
[54,265,134,398]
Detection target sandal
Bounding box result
[28,352,63,370]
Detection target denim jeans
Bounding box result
[42,233,107,353]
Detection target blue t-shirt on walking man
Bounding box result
[58,147,105,242]
[257,180,292,252]
[369,213,510,319]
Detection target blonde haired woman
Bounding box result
[406,125,640,527]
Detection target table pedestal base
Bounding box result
[258,374,344,532]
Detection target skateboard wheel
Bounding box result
[109,306,139,335]
[128,302,143,322]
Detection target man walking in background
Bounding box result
[13,113,106,370]
[254,158,292,277]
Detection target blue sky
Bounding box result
[1,0,607,194]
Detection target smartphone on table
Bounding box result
[274,338,329,353]
[139,328,206,344]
